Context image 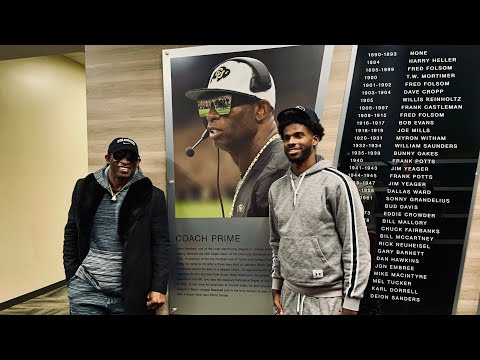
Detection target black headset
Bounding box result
[208,56,272,93]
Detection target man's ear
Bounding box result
[255,99,272,122]
[313,134,320,146]
[105,154,111,163]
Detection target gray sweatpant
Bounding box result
[279,285,342,315]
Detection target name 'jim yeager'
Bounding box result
[176,234,241,242]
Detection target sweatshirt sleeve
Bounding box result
[268,188,283,290]
[329,169,371,311]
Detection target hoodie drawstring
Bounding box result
[296,293,307,315]
[290,172,306,206]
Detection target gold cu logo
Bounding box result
[211,66,230,82]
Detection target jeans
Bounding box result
[67,275,125,315]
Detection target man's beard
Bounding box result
[286,145,313,164]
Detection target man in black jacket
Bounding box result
[63,137,169,315]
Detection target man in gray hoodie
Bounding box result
[269,106,371,315]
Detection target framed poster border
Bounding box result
[161,44,334,314]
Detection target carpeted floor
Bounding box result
[0,286,169,315]
[0,286,69,315]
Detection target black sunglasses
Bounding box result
[112,150,139,162]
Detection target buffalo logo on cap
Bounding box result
[211,66,231,83]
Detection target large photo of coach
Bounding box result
[167,45,331,218]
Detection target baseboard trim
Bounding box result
[0,280,67,311]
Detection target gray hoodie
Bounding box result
[269,158,371,311]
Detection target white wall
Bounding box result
[0,55,87,302]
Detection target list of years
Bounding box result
[340,46,471,312]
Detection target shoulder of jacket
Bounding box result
[146,180,166,197]
[77,173,97,188]
[152,185,165,195]
[139,176,153,186]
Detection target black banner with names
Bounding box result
[336,45,480,314]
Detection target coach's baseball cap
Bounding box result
[108,137,139,155]
[185,57,276,108]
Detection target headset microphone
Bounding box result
[185,129,209,157]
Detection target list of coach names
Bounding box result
[338,46,480,314]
